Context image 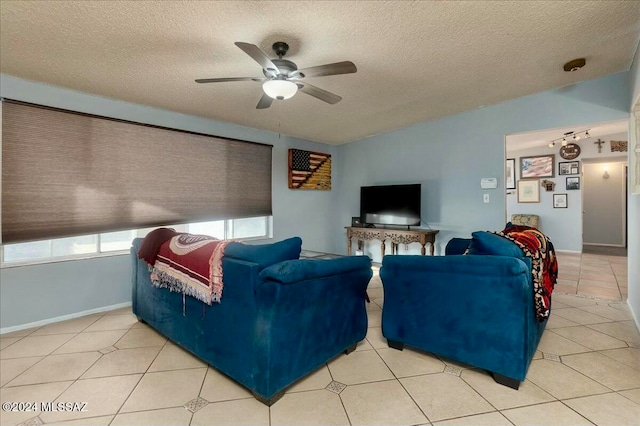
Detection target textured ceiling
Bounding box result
[1,1,639,144]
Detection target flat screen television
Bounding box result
[360,184,421,227]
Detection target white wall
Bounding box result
[0,74,338,329]
[627,43,640,331]
[335,72,631,263]
[507,131,628,252]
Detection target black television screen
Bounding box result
[360,184,421,226]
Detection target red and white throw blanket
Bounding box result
[138,229,231,304]
[495,225,558,321]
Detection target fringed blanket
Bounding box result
[495,225,558,321]
[138,230,231,304]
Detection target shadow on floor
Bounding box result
[582,244,627,257]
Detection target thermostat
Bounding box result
[480,178,498,189]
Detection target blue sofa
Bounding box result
[380,233,547,389]
[131,237,372,405]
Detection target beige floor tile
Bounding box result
[376,347,445,378]
[562,352,640,391]
[618,388,640,404]
[105,307,133,316]
[111,407,192,426]
[579,273,618,284]
[367,287,383,300]
[271,389,349,426]
[537,330,591,355]
[564,392,640,426]
[579,304,634,321]
[532,350,543,360]
[327,349,393,385]
[372,297,383,309]
[367,309,382,328]
[53,330,128,354]
[551,326,627,350]
[549,300,572,309]
[0,381,73,426]
[0,334,76,359]
[340,379,427,426]
[579,278,619,289]
[578,285,622,300]
[147,343,205,372]
[554,284,577,294]
[461,369,554,410]
[7,352,101,386]
[82,346,162,378]
[84,314,138,332]
[526,359,609,399]
[365,301,382,312]
[433,412,512,426]
[599,347,640,370]
[47,415,115,425]
[115,327,167,349]
[0,356,43,387]
[551,294,598,308]
[40,375,142,423]
[120,368,207,413]
[287,364,333,393]
[354,338,374,352]
[501,401,593,426]
[0,328,39,338]
[31,315,102,336]
[365,326,387,349]
[190,398,269,426]
[589,322,640,346]
[401,373,493,422]
[545,314,579,329]
[0,337,21,350]
[199,366,252,402]
[551,307,612,325]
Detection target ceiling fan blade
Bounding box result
[256,93,273,109]
[292,61,357,78]
[297,83,342,104]
[235,42,280,74]
[195,77,266,83]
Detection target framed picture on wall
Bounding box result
[566,176,580,190]
[559,161,580,175]
[520,154,555,178]
[506,158,516,189]
[553,193,568,208]
[517,179,540,203]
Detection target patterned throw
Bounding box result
[495,225,558,321]
[140,231,231,304]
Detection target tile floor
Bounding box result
[1,254,638,426]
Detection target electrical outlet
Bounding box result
[483,193,490,203]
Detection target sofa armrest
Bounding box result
[259,256,372,284]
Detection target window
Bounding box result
[0,216,272,266]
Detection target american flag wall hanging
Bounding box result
[288,148,332,190]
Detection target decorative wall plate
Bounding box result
[559,143,581,160]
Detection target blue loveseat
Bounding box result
[380,232,548,389]
[131,236,372,405]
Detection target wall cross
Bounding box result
[594,138,605,153]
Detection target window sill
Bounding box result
[0,249,130,269]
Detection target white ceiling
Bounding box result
[1,1,639,145]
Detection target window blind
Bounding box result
[1,100,272,244]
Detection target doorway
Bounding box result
[582,160,627,255]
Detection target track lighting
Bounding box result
[548,129,590,149]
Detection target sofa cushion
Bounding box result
[260,256,372,284]
[225,237,302,270]
[467,231,524,259]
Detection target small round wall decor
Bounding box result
[559,143,581,160]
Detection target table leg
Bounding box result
[347,236,352,256]
[430,242,435,256]
[381,240,386,257]
[420,243,426,256]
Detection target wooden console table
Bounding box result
[346,227,439,257]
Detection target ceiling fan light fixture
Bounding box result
[563,58,586,72]
[263,80,298,100]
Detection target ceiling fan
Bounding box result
[196,41,357,109]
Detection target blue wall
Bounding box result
[0,74,337,329]
[334,72,631,261]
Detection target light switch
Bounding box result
[483,193,490,203]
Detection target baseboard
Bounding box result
[0,301,132,335]
[555,249,582,254]
[628,299,640,333]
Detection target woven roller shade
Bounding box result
[1,101,272,244]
